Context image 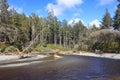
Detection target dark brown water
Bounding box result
[0,55,120,80]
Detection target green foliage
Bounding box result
[0,42,10,52]
[0,0,9,27]
[46,44,71,51]
[32,44,72,52]
[90,29,120,52]
[91,24,100,31]
[33,45,42,52]
[101,9,112,29]
[4,46,18,53]
[113,4,120,31]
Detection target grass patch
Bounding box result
[32,44,72,52]
[32,44,51,52]
[46,44,72,51]
[0,42,11,52]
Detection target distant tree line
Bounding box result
[0,0,120,53]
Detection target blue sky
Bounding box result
[7,0,118,27]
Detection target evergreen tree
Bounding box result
[62,19,68,47]
[47,10,59,45]
[53,16,59,45]
[101,9,112,29]
[58,21,62,46]
[0,0,11,43]
[113,3,120,31]
[0,0,9,27]
[91,24,99,31]
[47,11,54,44]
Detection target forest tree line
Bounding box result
[0,0,120,53]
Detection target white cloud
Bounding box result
[68,18,80,25]
[47,3,64,16]
[57,0,83,8]
[46,0,83,16]
[16,8,23,13]
[68,18,84,26]
[89,19,100,28]
[99,0,114,5]
[8,5,23,13]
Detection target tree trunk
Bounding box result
[54,33,57,46]
[63,34,66,47]
[22,27,45,53]
[59,33,62,46]
[32,25,35,41]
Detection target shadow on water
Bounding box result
[0,55,120,80]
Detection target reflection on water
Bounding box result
[0,55,120,80]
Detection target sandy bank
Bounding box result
[73,52,120,59]
[59,51,120,59]
[0,55,48,67]
[0,55,18,61]
[0,55,47,61]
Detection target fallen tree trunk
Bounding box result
[22,28,45,53]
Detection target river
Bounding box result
[0,55,120,80]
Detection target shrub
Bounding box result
[4,46,18,53]
[90,29,120,53]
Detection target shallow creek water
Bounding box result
[0,55,120,80]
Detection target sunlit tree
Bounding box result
[101,9,112,29]
[113,3,120,31]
